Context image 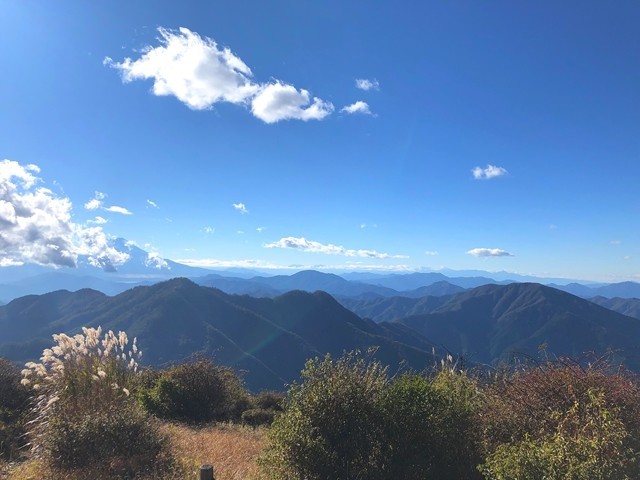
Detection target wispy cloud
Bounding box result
[0,160,130,268]
[233,202,248,214]
[175,257,415,272]
[84,191,132,215]
[104,205,132,215]
[203,226,215,234]
[360,223,378,229]
[355,78,380,91]
[472,164,508,180]
[256,226,266,233]
[467,247,514,257]
[341,101,373,115]
[424,250,439,256]
[146,199,159,208]
[610,240,622,245]
[88,216,108,225]
[264,236,407,259]
[106,27,333,124]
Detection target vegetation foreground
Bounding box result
[2,326,640,479]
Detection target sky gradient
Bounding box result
[1,1,638,281]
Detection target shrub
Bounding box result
[253,390,285,412]
[139,358,250,423]
[242,408,275,427]
[479,359,640,479]
[21,327,170,471]
[480,389,636,479]
[0,357,30,460]
[46,404,166,472]
[260,351,389,480]
[380,367,482,480]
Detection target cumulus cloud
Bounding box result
[251,82,333,123]
[472,164,508,180]
[341,101,373,115]
[84,191,105,210]
[355,78,380,91]
[145,251,169,270]
[466,247,514,257]
[264,236,407,259]
[106,27,333,123]
[84,191,132,215]
[233,202,248,214]
[0,160,130,268]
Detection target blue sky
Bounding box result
[0,1,638,281]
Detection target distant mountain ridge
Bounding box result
[0,279,436,391]
[2,280,640,392]
[1,238,639,305]
[394,283,640,369]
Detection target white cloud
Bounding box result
[251,82,333,123]
[106,27,333,124]
[341,101,373,115]
[203,226,215,234]
[175,257,415,272]
[472,164,508,180]
[360,223,378,229]
[355,78,380,91]
[84,191,132,215]
[146,199,159,208]
[145,251,170,270]
[466,247,514,257]
[0,160,129,268]
[88,216,108,225]
[84,191,105,210]
[264,236,407,259]
[424,250,439,256]
[104,205,133,215]
[237,230,245,235]
[610,240,622,245]
[233,202,248,214]
[256,226,266,233]
[624,255,632,260]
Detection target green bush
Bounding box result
[253,390,285,412]
[46,403,167,472]
[139,358,250,423]
[0,357,30,460]
[380,369,482,480]
[480,389,636,479]
[260,351,389,480]
[241,408,276,427]
[479,360,640,479]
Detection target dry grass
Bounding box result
[164,422,268,480]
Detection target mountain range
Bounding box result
[2,278,640,391]
[2,239,639,304]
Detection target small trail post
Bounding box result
[200,464,215,480]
